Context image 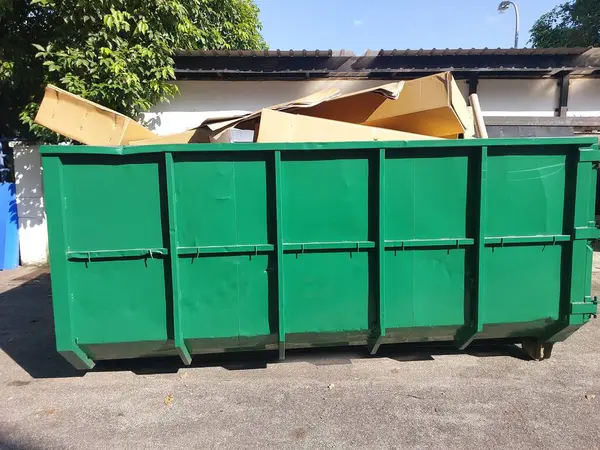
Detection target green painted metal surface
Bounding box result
[40,137,600,369]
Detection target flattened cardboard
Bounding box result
[190,73,470,140]
[132,83,404,146]
[299,72,472,137]
[129,128,233,146]
[37,72,472,146]
[130,87,344,145]
[205,87,343,132]
[131,82,405,146]
[283,82,405,126]
[256,109,440,143]
[35,85,157,145]
[129,128,209,146]
[178,81,403,144]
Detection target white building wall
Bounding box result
[13,143,48,265]
[568,78,600,117]
[477,79,559,117]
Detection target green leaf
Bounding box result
[530,0,600,47]
[4,0,267,140]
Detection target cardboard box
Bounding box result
[149,73,469,142]
[206,82,404,132]
[298,72,471,137]
[129,88,344,145]
[131,83,404,145]
[34,85,157,145]
[36,72,472,146]
[256,109,440,143]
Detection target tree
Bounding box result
[0,0,267,140]
[529,0,600,48]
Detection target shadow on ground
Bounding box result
[0,432,46,450]
[95,340,530,376]
[0,271,83,379]
[0,270,531,379]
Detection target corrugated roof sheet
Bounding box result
[365,47,591,57]
[174,47,600,80]
[176,47,592,58]
[177,49,355,57]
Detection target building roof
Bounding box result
[174,47,600,80]
[178,49,355,57]
[364,47,589,56]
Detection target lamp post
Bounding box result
[498,1,520,48]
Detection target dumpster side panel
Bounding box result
[481,245,562,325]
[481,151,567,326]
[62,157,165,249]
[179,255,273,338]
[384,249,467,329]
[383,151,471,331]
[283,251,372,333]
[384,152,470,240]
[485,152,567,236]
[61,156,169,346]
[281,154,373,334]
[173,154,274,341]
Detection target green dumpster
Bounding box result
[41,137,600,369]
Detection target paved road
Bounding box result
[1,259,600,450]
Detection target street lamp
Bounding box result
[498,1,520,48]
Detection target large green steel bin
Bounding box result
[41,137,600,369]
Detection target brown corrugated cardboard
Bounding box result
[129,128,209,146]
[208,82,405,133]
[256,109,440,143]
[129,87,345,145]
[130,83,404,146]
[37,72,472,146]
[129,79,409,145]
[205,87,343,132]
[169,73,469,141]
[129,128,234,146]
[34,85,157,145]
[299,72,471,137]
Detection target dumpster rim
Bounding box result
[39,136,598,156]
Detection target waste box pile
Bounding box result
[35,71,475,144]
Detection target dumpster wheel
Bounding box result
[522,339,554,361]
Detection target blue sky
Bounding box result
[255,0,563,51]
